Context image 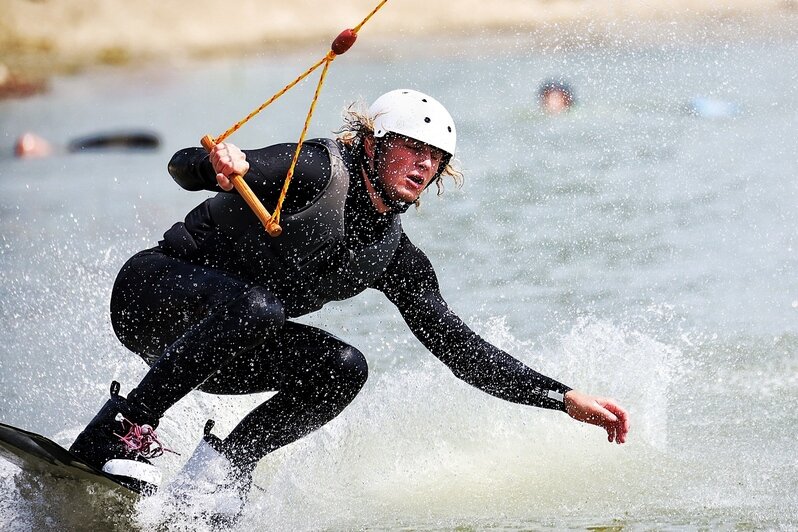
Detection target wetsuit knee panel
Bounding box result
[336,345,369,389]
[295,344,368,392]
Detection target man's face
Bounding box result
[372,135,445,204]
[542,90,570,114]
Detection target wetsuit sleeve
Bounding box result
[375,234,572,411]
[168,147,215,191]
[167,143,331,211]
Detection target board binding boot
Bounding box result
[164,419,253,526]
[69,381,169,494]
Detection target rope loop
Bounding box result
[204,0,390,235]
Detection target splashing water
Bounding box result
[2,19,797,531]
[128,315,688,530]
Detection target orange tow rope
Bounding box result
[201,0,389,237]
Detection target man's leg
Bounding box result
[109,249,286,417]
[163,307,368,523]
[71,249,284,487]
[197,322,369,473]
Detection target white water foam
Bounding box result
[126,314,688,530]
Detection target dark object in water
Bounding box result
[67,131,161,152]
[15,130,162,158]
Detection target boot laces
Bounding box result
[114,414,179,459]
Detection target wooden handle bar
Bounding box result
[200,135,282,237]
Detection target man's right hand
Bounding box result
[209,142,249,191]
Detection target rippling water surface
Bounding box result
[1,20,796,531]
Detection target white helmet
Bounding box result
[369,89,456,157]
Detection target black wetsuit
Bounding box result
[110,139,571,472]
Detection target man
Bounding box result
[70,89,628,520]
[538,79,575,114]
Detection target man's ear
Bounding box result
[363,135,376,159]
[362,135,378,172]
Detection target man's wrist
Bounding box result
[546,386,572,411]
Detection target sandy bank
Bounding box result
[0,0,795,94]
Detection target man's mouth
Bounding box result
[407,174,424,186]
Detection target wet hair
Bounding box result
[335,101,463,202]
[538,79,575,108]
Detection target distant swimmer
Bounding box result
[14,130,160,158]
[538,79,575,115]
[14,133,53,159]
[69,89,629,524]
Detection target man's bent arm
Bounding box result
[167,143,331,211]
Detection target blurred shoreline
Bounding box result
[1,0,796,99]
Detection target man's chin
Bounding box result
[386,189,418,205]
[397,196,419,205]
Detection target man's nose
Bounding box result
[416,148,434,169]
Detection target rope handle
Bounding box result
[200,135,283,237]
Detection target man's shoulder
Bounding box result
[377,231,439,299]
[393,232,434,269]
[244,139,341,210]
[244,139,337,164]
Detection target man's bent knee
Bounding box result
[316,345,368,404]
[230,286,285,331]
[338,345,369,391]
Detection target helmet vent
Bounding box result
[421,98,428,102]
[447,126,452,132]
[424,117,431,123]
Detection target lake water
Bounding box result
[1,18,796,531]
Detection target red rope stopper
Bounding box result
[331,29,358,55]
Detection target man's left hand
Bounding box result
[564,389,629,444]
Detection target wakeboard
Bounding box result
[0,421,138,496]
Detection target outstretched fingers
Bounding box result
[598,399,629,444]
